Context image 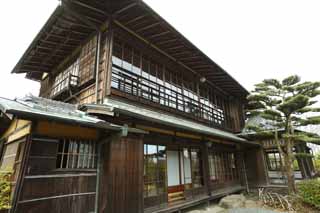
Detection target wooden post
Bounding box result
[103,19,114,98]
[202,142,211,196]
[95,31,102,104]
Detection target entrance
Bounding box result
[167,149,192,203]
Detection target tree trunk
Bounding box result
[285,140,296,194]
[274,130,286,181]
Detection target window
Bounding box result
[144,144,167,198]
[266,151,282,171]
[190,149,203,188]
[208,151,239,184]
[56,139,97,169]
[51,59,80,97]
[79,35,97,85]
[111,39,228,127]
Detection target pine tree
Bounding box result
[246,75,320,194]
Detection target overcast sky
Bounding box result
[1,0,320,99]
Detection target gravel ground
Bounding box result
[229,208,283,213]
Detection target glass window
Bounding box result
[190,149,203,188]
[51,59,80,97]
[208,151,239,184]
[144,144,167,198]
[56,139,97,169]
[123,45,133,71]
[111,39,228,127]
[266,151,282,171]
[132,50,141,75]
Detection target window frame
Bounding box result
[56,139,97,170]
[208,150,240,184]
[143,144,167,199]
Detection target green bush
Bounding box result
[0,171,11,210]
[297,179,320,209]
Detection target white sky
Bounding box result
[1,0,320,99]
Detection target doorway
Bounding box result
[166,149,192,203]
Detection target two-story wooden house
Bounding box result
[2,0,268,212]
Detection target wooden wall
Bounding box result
[38,29,110,105]
[15,136,97,213]
[99,133,144,213]
[244,146,268,187]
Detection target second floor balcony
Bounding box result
[111,65,236,131]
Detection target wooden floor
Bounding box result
[145,186,245,213]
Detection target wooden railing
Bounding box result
[111,65,235,131]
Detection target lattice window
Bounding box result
[111,38,229,128]
[56,139,97,169]
[208,151,239,184]
[79,35,97,86]
[51,59,80,97]
[190,148,204,188]
[266,152,282,171]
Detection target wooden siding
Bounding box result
[1,119,31,142]
[38,23,246,133]
[99,134,144,213]
[244,147,268,187]
[34,121,98,140]
[15,136,97,213]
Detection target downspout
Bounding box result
[95,31,102,104]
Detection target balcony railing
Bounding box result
[50,74,79,100]
[111,65,235,130]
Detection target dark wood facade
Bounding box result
[99,134,144,213]
[2,1,269,213]
[261,139,315,184]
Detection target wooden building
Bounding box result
[2,0,268,212]
[241,117,316,185]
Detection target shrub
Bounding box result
[0,171,11,210]
[297,179,320,209]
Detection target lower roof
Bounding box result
[102,97,258,145]
[0,95,146,134]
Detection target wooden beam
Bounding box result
[147,31,170,39]
[192,65,213,69]
[58,17,94,30]
[124,14,147,25]
[113,20,230,96]
[45,32,83,42]
[20,65,51,72]
[39,39,76,48]
[167,45,185,51]
[39,31,73,69]
[72,0,108,15]
[156,38,178,46]
[179,55,201,61]
[114,2,139,16]
[136,22,161,33]
[62,0,99,31]
[52,25,89,36]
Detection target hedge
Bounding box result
[0,172,11,210]
[297,179,320,209]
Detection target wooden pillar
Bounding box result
[99,133,144,213]
[103,20,114,98]
[202,142,211,195]
[296,144,308,179]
